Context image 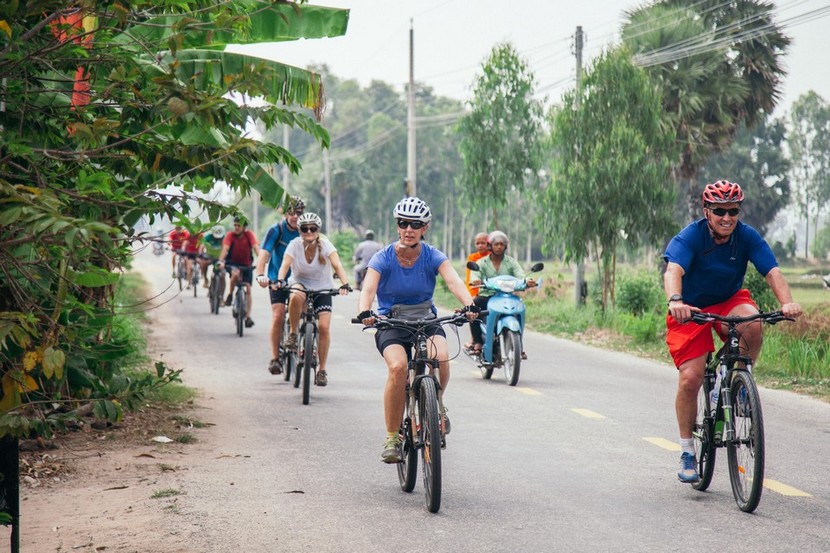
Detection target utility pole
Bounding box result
[406,19,416,197]
[573,25,586,307]
[323,147,331,232]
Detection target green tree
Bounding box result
[0,1,348,435]
[456,42,543,228]
[699,118,791,237]
[622,0,790,216]
[541,48,676,310]
[789,91,830,258]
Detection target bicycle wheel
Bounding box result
[692,384,716,491]
[397,417,417,493]
[727,370,765,512]
[282,317,293,382]
[418,376,442,513]
[177,259,185,291]
[209,276,220,314]
[192,274,198,297]
[236,287,245,337]
[502,329,522,386]
[301,328,313,405]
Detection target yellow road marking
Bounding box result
[516,387,542,396]
[641,439,812,496]
[643,437,680,451]
[764,479,812,497]
[570,408,605,420]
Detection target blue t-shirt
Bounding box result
[261,219,300,280]
[663,219,778,308]
[367,242,448,316]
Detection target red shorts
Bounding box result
[665,289,757,368]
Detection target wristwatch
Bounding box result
[667,294,683,306]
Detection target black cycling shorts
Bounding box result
[374,325,446,357]
[228,265,253,285]
[269,287,290,305]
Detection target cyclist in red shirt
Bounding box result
[168,226,190,278]
[183,232,206,288]
[218,217,260,328]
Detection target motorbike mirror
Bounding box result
[466,261,480,271]
[529,262,544,273]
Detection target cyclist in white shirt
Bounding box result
[271,212,350,387]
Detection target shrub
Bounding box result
[616,270,663,316]
[744,269,777,312]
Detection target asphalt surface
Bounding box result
[133,249,830,553]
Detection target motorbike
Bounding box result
[464,261,544,386]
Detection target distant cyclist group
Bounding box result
[158,177,803,512]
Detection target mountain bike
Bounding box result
[689,310,792,513]
[280,297,295,383]
[352,311,472,513]
[174,250,187,291]
[279,284,345,405]
[188,254,200,297]
[207,260,225,315]
[228,265,253,337]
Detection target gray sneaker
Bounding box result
[381,435,403,464]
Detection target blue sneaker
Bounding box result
[678,452,700,483]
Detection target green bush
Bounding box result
[616,270,663,316]
[744,269,777,312]
[330,230,357,268]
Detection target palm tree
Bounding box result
[622,0,790,215]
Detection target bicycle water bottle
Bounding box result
[710,370,722,414]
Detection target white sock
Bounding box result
[679,438,695,455]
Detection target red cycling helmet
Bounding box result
[702,180,744,206]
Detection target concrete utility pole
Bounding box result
[573,25,587,307]
[323,147,331,232]
[406,19,416,197]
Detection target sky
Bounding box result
[231,0,830,119]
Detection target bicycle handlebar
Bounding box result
[268,281,346,296]
[350,311,485,328]
[690,310,793,326]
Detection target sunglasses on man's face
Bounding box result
[709,207,740,217]
[300,225,319,233]
[397,219,426,230]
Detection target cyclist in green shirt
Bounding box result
[467,231,536,355]
[201,225,225,284]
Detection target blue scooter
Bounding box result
[465,261,544,386]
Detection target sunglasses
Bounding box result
[397,219,426,230]
[709,207,741,217]
[300,225,319,233]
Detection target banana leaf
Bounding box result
[122,3,349,48]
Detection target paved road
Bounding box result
[132,249,830,553]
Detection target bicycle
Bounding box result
[208,260,225,315]
[278,296,295,383]
[188,254,200,297]
[278,283,344,405]
[352,311,472,513]
[174,250,187,291]
[228,264,254,337]
[689,310,792,513]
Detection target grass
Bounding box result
[151,488,184,499]
[436,259,830,402]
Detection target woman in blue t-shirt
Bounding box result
[357,197,476,464]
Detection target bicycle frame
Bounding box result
[691,310,791,512]
[354,312,468,513]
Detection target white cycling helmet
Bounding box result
[298,212,322,228]
[211,225,225,239]
[393,196,431,223]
